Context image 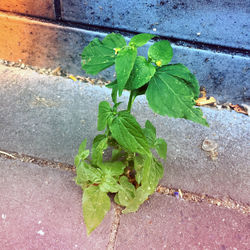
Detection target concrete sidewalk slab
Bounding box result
[61,0,250,50]
[0,12,249,104]
[0,158,113,249]
[0,64,249,204]
[116,193,250,250]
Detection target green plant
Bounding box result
[75,33,209,235]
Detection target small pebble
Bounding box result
[37,230,45,236]
[202,139,218,152]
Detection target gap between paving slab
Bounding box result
[1,151,249,215]
[0,64,249,205]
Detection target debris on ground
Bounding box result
[195,86,216,106]
[195,86,249,116]
[156,185,250,214]
[229,104,249,116]
[202,139,218,161]
[202,139,218,152]
[0,59,110,86]
[31,96,59,108]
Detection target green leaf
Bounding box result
[155,138,167,160]
[145,120,156,135]
[133,83,148,98]
[122,186,149,213]
[115,46,137,95]
[106,80,118,103]
[137,154,163,193]
[110,111,149,155]
[102,33,126,49]
[77,161,102,184]
[74,150,89,168]
[78,138,87,154]
[148,40,173,66]
[123,154,164,214]
[140,154,162,193]
[75,162,89,187]
[97,101,112,131]
[143,120,156,147]
[146,66,209,126]
[82,33,126,75]
[165,64,200,99]
[125,56,156,90]
[111,84,118,103]
[99,175,120,193]
[74,139,89,167]
[81,39,115,75]
[116,176,135,206]
[100,161,126,177]
[129,33,155,48]
[82,186,110,235]
[114,193,121,205]
[75,161,102,187]
[92,134,108,165]
[134,154,144,185]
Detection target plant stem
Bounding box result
[127,91,135,113]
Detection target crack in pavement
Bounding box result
[107,204,122,250]
[1,149,249,216]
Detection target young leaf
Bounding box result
[102,33,126,49]
[155,138,167,160]
[145,120,156,135]
[97,101,112,131]
[142,120,156,147]
[110,111,150,155]
[99,175,120,193]
[146,66,209,126]
[76,161,102,185]
[137,154,163,194]
[129,33,155,48]
[75,162,89,187]
[82,33,126,75]
[115,46,137,95]
[123,154,163,213]
[114,193,121,205]
[116,176,135,206]
[134,154,144,185]
[74,150,89,168]
[78,138,87,154]
[74,139,89,167]
[106,80,118,103]
[148,40,173,66]
[125,56,156,90]
[82,186,110,235]
[100,161,126,176]
[92,134,108,165]
[122,186,149,213]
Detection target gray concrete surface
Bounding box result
[0,64,249,204]
[116,193,250,249]
[0,0,55,20]
[0,158,113,249]
[0,12,249,104]
[61,0,250,50]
